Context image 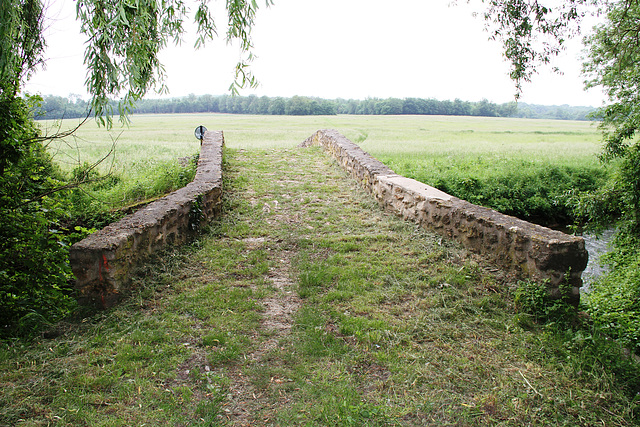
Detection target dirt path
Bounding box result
[223,245,301,425]
[216,147,339,425]
[212,146,489,425]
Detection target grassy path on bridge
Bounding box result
[1,147,636,426]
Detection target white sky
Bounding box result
[26,0,607,107]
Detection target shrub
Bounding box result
[423,165,607,227]
[0,141,82,337]
[514,280,575,327]
[514,278,640,398]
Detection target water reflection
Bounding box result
[580,228,616,292]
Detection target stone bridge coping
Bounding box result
[302,129,588,303]
[69,130,225,307]
[378,175,454,201]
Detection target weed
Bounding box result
[188,194,204,232]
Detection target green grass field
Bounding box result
[45,113,603,165]
[44,113,606,225]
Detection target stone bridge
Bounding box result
[70,129,587,307]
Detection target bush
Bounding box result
[429,165,607,227]
[514,280,575,327]
[514,279,640,399]
[0,141,80,337]
[0,96,102,338]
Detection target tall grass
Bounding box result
[44,113,605,226]
[352,116,606,225]
[42,116,201,175]
[41,117,201,226]
[45,113,602,169]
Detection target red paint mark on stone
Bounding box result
[97,254,111,307]
[98,254,109,282]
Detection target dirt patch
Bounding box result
[262,257,300,335]
[218,248,301,425]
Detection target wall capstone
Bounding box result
[69,130,224,308]
[301,129,588,303]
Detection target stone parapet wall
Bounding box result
[69,131,224,307]
[302,129,588,302]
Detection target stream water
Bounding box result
[580,228,617,292]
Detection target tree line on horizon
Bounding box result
[34,93,596,121]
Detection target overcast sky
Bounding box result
[26,0,607,107]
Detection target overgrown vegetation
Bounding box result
[383,129,640,352]
[0,105,78,336]
[67,152,200,229]
[585,233,640,354]
[479,0,640,356]
[578,1,640,352]
[0,0,79,336]
[356,116,607,227]
[0,119,199,337]
[514,279,640,407]
[419,164,607,226]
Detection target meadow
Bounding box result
[45,113,603,165]
[45,113,606,226]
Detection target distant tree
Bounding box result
[498,101,518,117]
[175,100,189,113]
[40,96,65,118]
[217,95,230,113]
[201,94,218,112]
[317,99,338,115]
[336,99,359,114]
[255,96,271,114]
[440,99,454,115]
[423,98,442,115]
[268,97,286,115]
[357,98,377,115]
[402,98,421,115]
[472,98,498,117]
[378,98,404,115]
[245,95,258,114]
[286,96,311,115]
[452,98,472,116]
